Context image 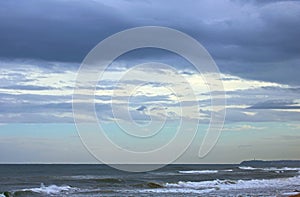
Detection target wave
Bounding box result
[262,167,300,171]
[140,188,215,194]
[282,191,300,196]
[64,175,124,183]
[239,166,300,172]
[21,183,76,195]
[132,175,300,194]
[238,166,258,170]
[178,170,218,174]
[165,175,300,191]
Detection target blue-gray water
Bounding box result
[1,164,300,196]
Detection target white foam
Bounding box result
[239,166,300,172]
[179,170,218,174]
[238,166,258,170]
[0,194,5,197]
[68,175,99,179]
[138,188,215,194]
[22,183,75,195]
[165,175,300,191]
[223,169,233,172]
[282,191,300,196]
[67,175,111,180]
[262,167,300,171]
[166,179,228,189]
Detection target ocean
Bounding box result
[0,164,300,196]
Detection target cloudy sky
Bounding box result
[0,0,300,163]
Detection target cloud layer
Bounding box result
[0,59,299,123]
[0,0,299,85]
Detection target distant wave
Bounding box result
[58,175,125,184]
[21,183,76,195]
[282,191,300,196]
[178,170,218,174]
[262,167,300,171]
[239,166,300,172]
[238,166,258,170]
[223,169,233,172]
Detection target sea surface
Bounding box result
[0,164,300,196]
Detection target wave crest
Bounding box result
[178,170,218,174]
[21,183,75,195]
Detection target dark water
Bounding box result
[0,164,300,196]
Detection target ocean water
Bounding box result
[0,164,300,196]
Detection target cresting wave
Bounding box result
[262,167,300,171]
[239,166,300,172]
[140,188,216,194]
[0,184,76,197]
[178,169,234,174]
[21,183,76,195]
[178,170,218,174]
[65,175,125,183]
[166,175,300,190]
[138,175,300,194]
[238,166,257,170]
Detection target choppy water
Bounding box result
[0,164,300,196]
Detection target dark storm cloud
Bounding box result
[209,1,300,85]
[0,0,133,62]
[0,0,299,85]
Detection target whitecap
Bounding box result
[262,167,300,171]
[165,175,300,191]
[135,188,215,194]
[239,166,300,172]
[22,183,75,195]
[178,170,218,174]
[238,166,257,170]
[282,191,300,196]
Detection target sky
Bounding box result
[0,0,300,164]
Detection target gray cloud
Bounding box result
[136,105,147,112]
[248,99,300,109]
[0,85,55,91]
[0,0,133,62]
[0,0,299,85]
[224,108,300,122]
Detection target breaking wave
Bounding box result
[238,166,257,170]
[166,175,300,191]
[21,183,76,195]
[239,166,300,172]
[178,170,218,174]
